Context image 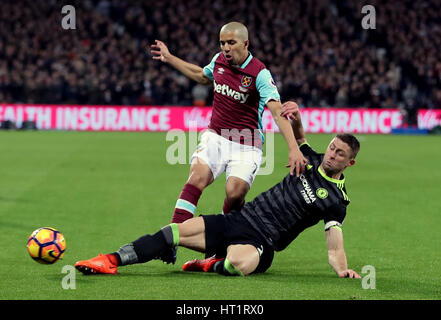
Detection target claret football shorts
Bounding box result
[191,130,263,187]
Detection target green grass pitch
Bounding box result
[0,130,440,300]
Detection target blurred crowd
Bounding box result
[0,0,440,112]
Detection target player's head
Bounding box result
[219,22,249,65]
[321,134,360,176]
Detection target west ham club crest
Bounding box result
[241,76,253,88]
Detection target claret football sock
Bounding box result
[222,198,231,214]
[222,198,245,215]
[172,183,202,223]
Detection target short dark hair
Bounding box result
[335,133,360,158]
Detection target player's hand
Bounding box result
[286,148,308,177]
[150,40,171,63]
[280,101,300,120]
[338,269,361,279]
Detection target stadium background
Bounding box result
[1,0,440,112]
[0,0,440,301]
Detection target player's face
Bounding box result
[322,138,355,175]
[219,31,249,65]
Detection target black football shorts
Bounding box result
[202,212,274,274]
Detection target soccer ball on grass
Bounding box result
[27,227,66,264]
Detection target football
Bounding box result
[27,227,66,264]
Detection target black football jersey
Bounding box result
[240,142,350,251]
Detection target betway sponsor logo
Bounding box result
[213,81,249,103]
[299,174,316,204]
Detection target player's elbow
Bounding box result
[197,73,212,86]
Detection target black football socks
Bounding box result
[213,258,244,276]
[113,223,179,266]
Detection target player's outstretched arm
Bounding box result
[326,226,361,278]
[281,101,307,146]
[267,100,308,177]
[150,40,212,85]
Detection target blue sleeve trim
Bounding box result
[202,52,220,81]
[256,69,280,105]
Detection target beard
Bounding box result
[322,161,342,177]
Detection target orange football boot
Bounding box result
[182,256,223,272]
[75,254,118,275]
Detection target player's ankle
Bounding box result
[106,253,120,266]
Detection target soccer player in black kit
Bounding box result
[75,101,361,278]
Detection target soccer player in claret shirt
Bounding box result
[75,102,361,279]
[149,22,308,264]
